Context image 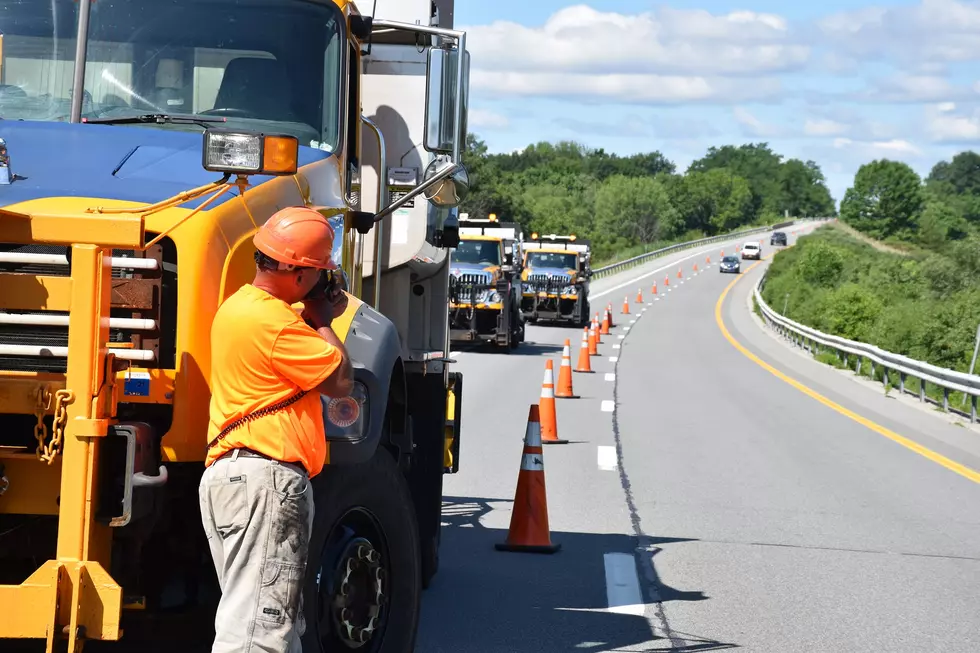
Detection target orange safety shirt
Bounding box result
[205,284,343,478]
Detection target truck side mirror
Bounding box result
[424,47,470,154]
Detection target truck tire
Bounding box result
[302,446,421,653]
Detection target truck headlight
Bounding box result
[563,286,577,296]
[489,291,501,303]
[202,129,299,176]
[324,381,369,440]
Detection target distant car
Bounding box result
[741,242,761,260]
[771,231,788,246]
[719,255,741,273]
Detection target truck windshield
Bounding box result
[451,240,501,266]
[0,0,344,148]
[526,252,578,270]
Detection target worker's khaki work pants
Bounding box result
[199,450,315,653]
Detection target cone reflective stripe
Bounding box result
[588,324,599,356]
[495,405,561,554]
[622,296,630,314]
[635,288,643,303]
[540,360,567,445]
[556,339,578,398]
[576,327,594,373]
[600,309,610,335]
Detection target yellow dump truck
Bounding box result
[520,233,593,327]
[448,216,525,349]
[0,0,467,651]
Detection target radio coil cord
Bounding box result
[207,389,310,450]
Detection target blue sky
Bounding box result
[454,0,980,206]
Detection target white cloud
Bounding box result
[833,137,923,157]
[462,5,806,103]
[820,0,980,65]
[804,118,849,136]
[857,74,980,103]
[469,109,510,129]
[925,103,980,142]
[470,71,782,104]
[732,106,784,137]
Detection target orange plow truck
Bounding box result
[0,0,467,651]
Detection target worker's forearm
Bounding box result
[317,325,354,395]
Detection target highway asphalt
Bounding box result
[416,224,980,652]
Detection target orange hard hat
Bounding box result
[253,206,335,270]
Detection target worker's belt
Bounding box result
[215,447,309,478]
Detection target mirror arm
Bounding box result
[373,162,459,223]
[361,114,387,310]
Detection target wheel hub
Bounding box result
[331,537,386,649]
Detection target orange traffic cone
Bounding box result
[664,275,669,287]
[556,340,578,398]
[495,404,561,554]
[606,302,616,328]
[622,296,630,315]
[693,263,698,272]
[721,249,724,256]
[677,268,682,279]
[652,282,658,295]
[575,328,593,373]
[588,324,599,356]
[636,288,643,303]
[706,255,711,264]
[592,314,602,343]
[600,309,611,335]
[539,360,568,445]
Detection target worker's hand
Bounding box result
[302,295,337,330]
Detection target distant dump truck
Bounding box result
[449,216,525,349]
[521,233,592,327]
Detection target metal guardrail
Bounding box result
[591,221,801,280]
[754,273,980,423]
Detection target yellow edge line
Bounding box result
[715,256,980,485]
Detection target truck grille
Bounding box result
[450,271,492,304]
[526,273,570,293]
[0,238,177,374]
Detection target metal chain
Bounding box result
[33,387,52,460]
[36,389,75,465]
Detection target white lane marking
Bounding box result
[641,308,647,313]
[629,319,637,324]
[588,230,783,300]
[613,344,621,349]
[624,326,631,332]
[604,553,646,616]
[601,400,615,412]
[597,446,617,471]
[668,288,673,292]
[646,302,652,306]
[605,372,616,381]
[618,334,626,339]
[609,356,619,362]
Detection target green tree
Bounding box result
[594,175,681,248]
[839,159,923,239]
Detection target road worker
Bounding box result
[198,206,354,653]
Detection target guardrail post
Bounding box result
[919,379,925,402]
[870,360,876,380]
[856,357,863,375]
[883,366,889,388]
[943,387,949,412]
[899,371,906,394]
[972,395,977,424]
